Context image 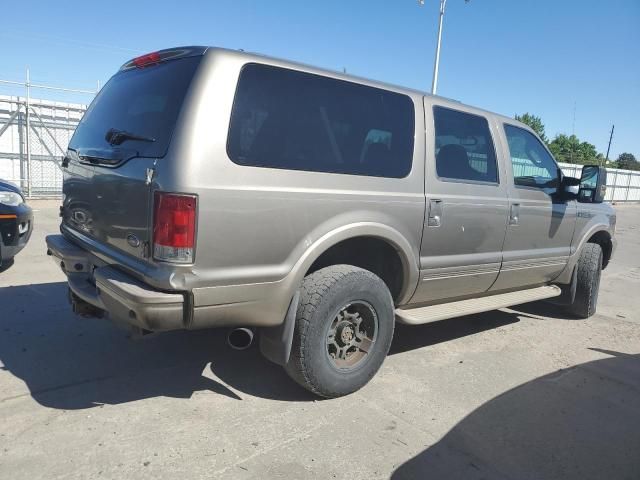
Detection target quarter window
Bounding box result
[504,124,559,191]
[433,106,498,183]
[227,64,415,178]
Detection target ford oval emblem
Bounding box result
[126,233,141,248]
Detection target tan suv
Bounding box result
[46,46,616,397]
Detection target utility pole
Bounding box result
[430,0,446,95]
[419,0,469,95]
[605,124,615,165]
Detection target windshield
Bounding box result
[69,56,201,159]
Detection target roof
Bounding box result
[205,46,520,126]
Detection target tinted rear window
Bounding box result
[70,56,201,158]
[433,106,498,183]
[227,63,415,178]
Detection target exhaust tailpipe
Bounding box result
[226,327,255,350]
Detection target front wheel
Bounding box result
[566,243,603,319]
[285,265,395,398]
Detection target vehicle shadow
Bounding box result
[508,300,576,320]
[0,282,528,410]
[0,282,315,409]
[391,350,640,480]
[390,310,521,356]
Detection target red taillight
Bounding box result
[132,52,161,68]
[120,48,199,71]
[153,192,197,263]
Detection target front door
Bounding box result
[490,123,576,291]
[411,101,510,304]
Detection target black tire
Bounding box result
[566,243,603,319]
[285,265,395,398]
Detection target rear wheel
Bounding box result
[566,243,603,319]
[286,265,395,398]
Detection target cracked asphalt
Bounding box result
[1,200,639,480]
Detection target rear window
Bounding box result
[70,56,201,159]
[433,106,498,184]
[227,63,415,178]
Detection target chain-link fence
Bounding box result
[0,72,95,198]
[0,95,88,197]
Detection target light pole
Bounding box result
[419,0,469,95]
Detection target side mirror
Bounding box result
[560,174,580,200]
[578,165,607,203]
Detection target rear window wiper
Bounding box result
[105,128,156,146]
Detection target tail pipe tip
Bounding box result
[226,327,255,351]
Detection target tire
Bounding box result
[566,243,603,319]
[285,265,395,398]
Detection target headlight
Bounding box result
[0,191,24,206]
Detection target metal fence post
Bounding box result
[25,68,32,198]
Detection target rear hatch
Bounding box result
[62,47,204,261]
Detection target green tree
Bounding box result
[616,153,640,170]
[548,134,599,165]
[515,113,548,143]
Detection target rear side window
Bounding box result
[433,106,498,183]
[70,56,201,158]
[227,64,415,178]
[504,124,559,190]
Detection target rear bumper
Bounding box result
[46,234,186,331]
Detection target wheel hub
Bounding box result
[326,302,378,369]
[337,321,355,345]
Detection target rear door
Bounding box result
[490,123,576,291]
[410,100,509,304]
[62,50,202,260]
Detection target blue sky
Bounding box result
[1,0,638,158]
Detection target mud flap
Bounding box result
[548,264,578,306]
[259,291,300,366]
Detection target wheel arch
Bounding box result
[586,230,613,269]
[261,222,419,367]
[286,222,419,306]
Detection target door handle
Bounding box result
[428,199,443,227]
[509,203,520,226]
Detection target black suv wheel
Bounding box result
[566,243,603,319]
[286,265,395,398]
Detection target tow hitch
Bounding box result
[68,289,104,318]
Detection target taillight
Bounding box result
[120,48,199,71]
[153,192,197,264]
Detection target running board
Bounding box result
[395,285,562,325]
